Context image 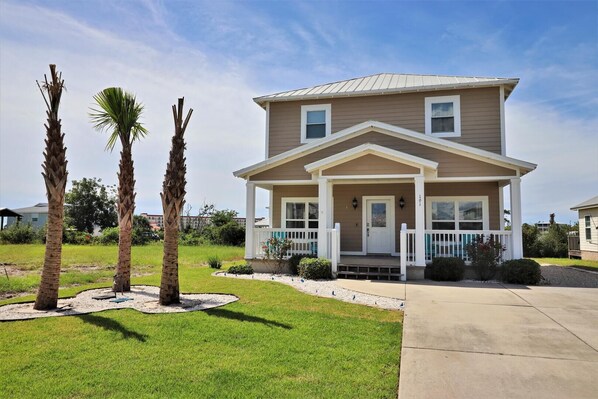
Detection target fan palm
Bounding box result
[160,98,193,305]
[90,87,147,292]
[34,64,68,310]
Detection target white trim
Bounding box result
[245,182,256,259]
[233,120,536,179]
[324,174,423,180]
[425,95,461,137]
[414,176,426,266]
[264,102,270,159]
[304,143,438,173]
[301,104,331,143]
[427,176,517,182]
[280,197,319,228]
[362,195,396,254]
[268,190,273,228]
[499,187,504,231]
[425,196,490,230]
[510,178,523,258]
[317,178,330,258]
[499,86,506,156]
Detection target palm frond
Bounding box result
[89,87,148,151]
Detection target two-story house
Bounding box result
[234,73,536,279]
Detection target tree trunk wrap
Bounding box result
[117,143,135,292]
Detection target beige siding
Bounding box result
[322,154,420,176]
[578,208,598,254]
[272,181,500,252]
[250,132,516,181]
[268,87,502,156]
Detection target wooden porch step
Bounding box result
[337,271,403,281]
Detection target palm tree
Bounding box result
[34,64,68,310]
[90,88,147,292]
[160,98,193,305]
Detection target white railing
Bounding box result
[254,228,318,258]
[326,223,341,274]
[424,230,512,262]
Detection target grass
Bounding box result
[0,244,402,398]
[531,257,598,271]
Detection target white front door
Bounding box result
[366,199,392,254]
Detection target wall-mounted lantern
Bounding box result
[352,197,358,210]
[399,196,406,209]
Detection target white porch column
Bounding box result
[414,176,426,267]
[317,177,329,258]
[510,177,523,259]
[245,182,256,259]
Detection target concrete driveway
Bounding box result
[336,279,598,398]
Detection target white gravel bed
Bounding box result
[215,272,405,310]
[540,265,598,288]
[0,285,238,321]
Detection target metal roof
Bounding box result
[571,195,598,211]
[254,73,519,107]
[11,203,49,214]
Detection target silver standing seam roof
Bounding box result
[254,73,519,107]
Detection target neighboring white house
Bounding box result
[5,203,49,229]
[570,196,598,261]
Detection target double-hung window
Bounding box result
[426,197,488,230]
[301,104,331,143]
[585,215,592,241]
[282,198,318,229]
[425,95,461,137]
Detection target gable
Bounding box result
[249,131,517,181]
[321,154,420,176]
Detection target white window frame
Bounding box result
[585,215,592,241]
[426,196,489,230]
[425,95,461,138]
[301,104,331,143]
[281,197,319,229]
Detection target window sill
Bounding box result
[428,132,461,138]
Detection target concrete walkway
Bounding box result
[337,279,598,399]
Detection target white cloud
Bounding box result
[0,1,269,217]
[506,100,598,224]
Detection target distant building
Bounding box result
[569,196,598,260]
[139,213,264,231]
[5,203,48,229]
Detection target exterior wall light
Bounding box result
[399,196,406,209]
[352,197,358,210]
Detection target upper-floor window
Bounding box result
[585,215,592,241]
[425,95,461,137]
[301,104,331,143]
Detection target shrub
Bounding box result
[501,259,542,285]
[466,235,505,281]
[207,256,222,269]
[427,257,465,281]
[228,263,253,275]
[262,236,293,274]
[298,258,332,280]
[0,223,37,244]
[180,231,205,246]
[217,222,245,246]
[288,254,317,275]
[99,227,119,245]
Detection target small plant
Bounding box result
[207,256,222,269]
[427,257,465,281]
[288,254,317,275]
[466,234,505,281]
[262,236,293,274]
[501,259,542,285]
[0,223,37,244]
[228,263,254,275]
[298,258,332,280]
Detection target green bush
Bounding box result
[501,259,542,285]
[207,256,222,269]
[0,223,37,244]
[427,257,465,281]
[228,263,253,275]
[288,254,317,275]
[180,231,205,246]
[63,229,94,245]
[466,235,505,281]
[99,227,119,244]
[298,258,332,280]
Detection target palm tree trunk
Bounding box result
[116,143,135,292]
[160,98,192,305]
[34,65,67,310]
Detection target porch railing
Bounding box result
[254,228,318,258]
[424,230,512,262]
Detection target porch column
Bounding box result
[245,181,256,259]
[414,176,426,266]
[510,177,523,259]
[317,177,330,258]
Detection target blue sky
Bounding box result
[1,0,597,225]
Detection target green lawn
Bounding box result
[0,244,402,398]
[531,257,598,271]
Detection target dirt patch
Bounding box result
[0,264,27,277]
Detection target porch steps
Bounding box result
[337,263,403,281]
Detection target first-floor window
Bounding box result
[585,215,592,241]
[427,197,487,230]
[283,198,318,228]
